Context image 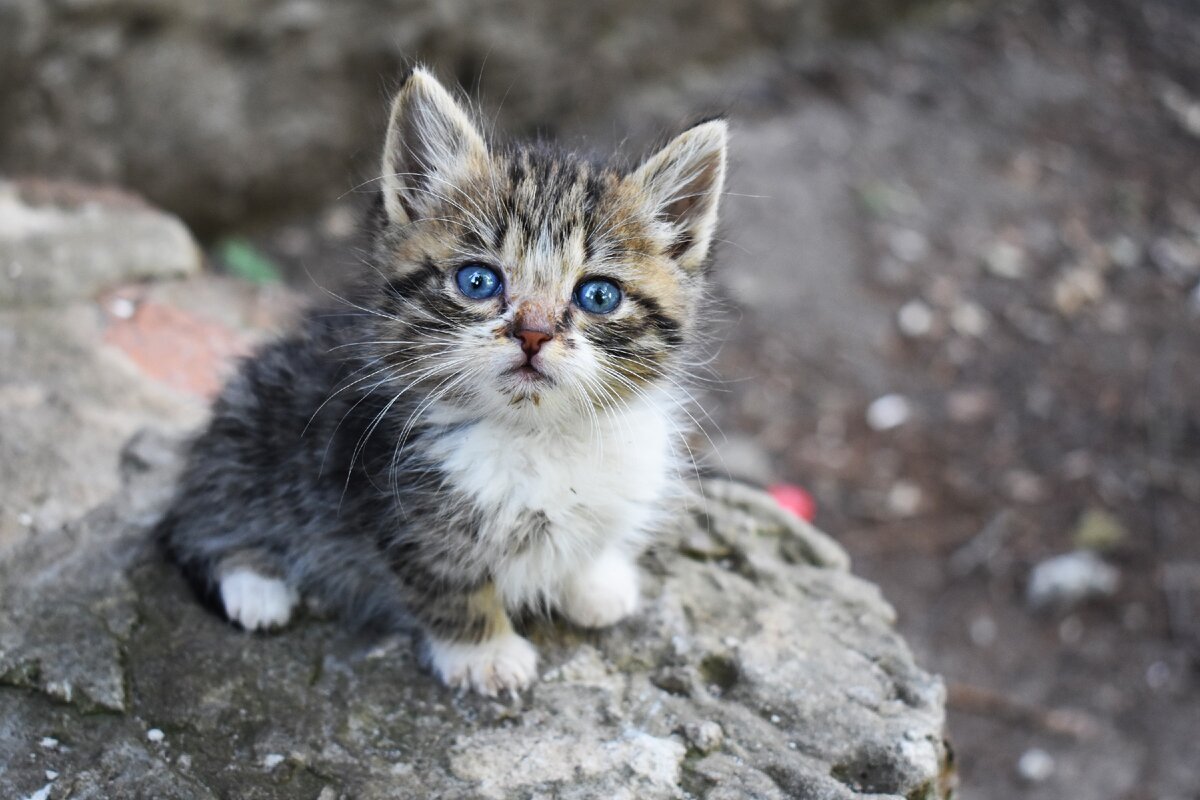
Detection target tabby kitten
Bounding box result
[158,68,727,696]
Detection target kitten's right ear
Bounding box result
[381,68,488,225]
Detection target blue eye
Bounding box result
[575,278,622,315]
[455,263,502,300]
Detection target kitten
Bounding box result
[157,68,727,696]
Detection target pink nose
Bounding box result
[516,328,552,356]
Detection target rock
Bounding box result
[0,179,201,307]
[1027,551,1121,611]
[0,448,951,798]
[0,301,204,551]
[0,0,955,234]
[0,161,949,798]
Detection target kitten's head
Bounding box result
[362,68,726,422]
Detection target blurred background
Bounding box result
[2,0,1198,796]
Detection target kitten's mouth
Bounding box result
[506,363,554,385]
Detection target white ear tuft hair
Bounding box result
[380,67,488,225]
[632,119,728,271]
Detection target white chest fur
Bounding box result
[426,391,680,609]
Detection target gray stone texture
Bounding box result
[0,427,951,798]
[0,179,201,307]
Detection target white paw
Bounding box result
[426,632,538,697]
[560,549,640,629]
[219,569,298,631]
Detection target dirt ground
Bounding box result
[219,1,1200,796]
[705,1,1200,797]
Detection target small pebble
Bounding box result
[1027,551,1120,610]
[146,728,165,743]
[1160,81,1200,138]
[685,721,724,754]
[263,753,285,769]
[866,394,912,431]
[968,615,997,647]
[1152,235,1200,276]
[24,784,53,800]
[769,714,781,724]
[39,737,58,750]
[1004,469,1046,504]
[1146,661,1171,691]
[897,300,934,337]
[1052,267,1105,316]
[984,241,1027,279]
[888,229,930,263]
[44,771,58,781]
[1017,748,1055,783]
[1107,235,1141,269]
[18,512,34,527]
[949,301,989,336]
[887,481,922,517]
[109,296,137,320]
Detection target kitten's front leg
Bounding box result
[419,583,537,696]
[559,547,641,629]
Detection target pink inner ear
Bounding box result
[660,158,722,228]
[666,231,695,260]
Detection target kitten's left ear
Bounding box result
[631,119,728,271]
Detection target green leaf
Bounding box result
[216,238,282,284]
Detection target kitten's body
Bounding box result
[158,69,727,695]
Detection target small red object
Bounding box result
[768,483,816,522]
